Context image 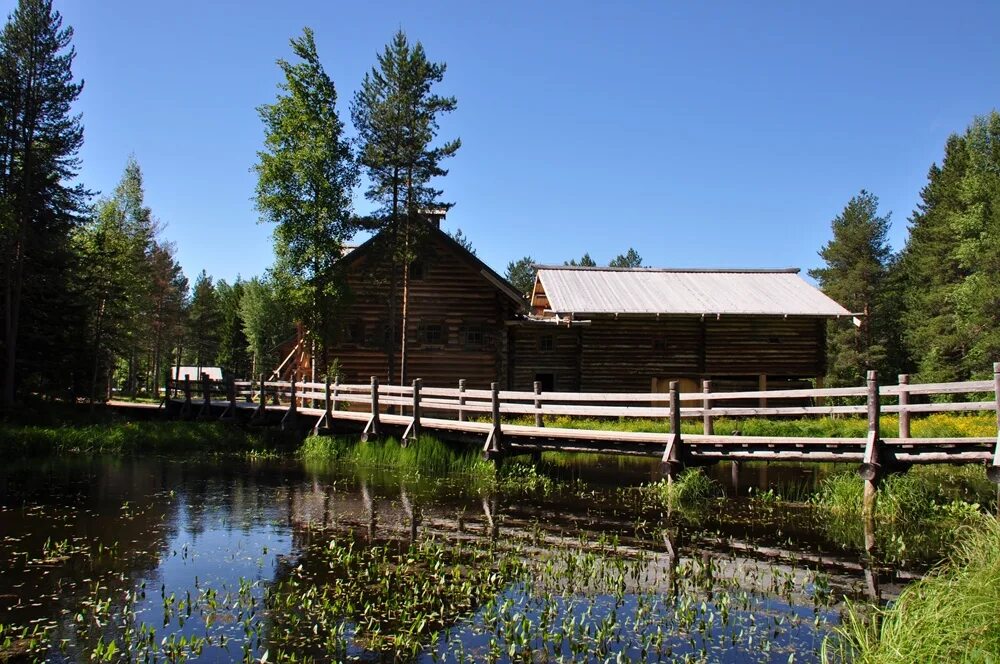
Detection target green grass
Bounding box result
[814,465,994,563]
[826,516,1000,663]
[816,465,995,524]
[0,421,276,456]
[300,434,496,479]
[508,412,996,439]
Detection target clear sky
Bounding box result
[12,0,1000,284]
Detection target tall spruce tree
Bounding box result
[187,271,221,370]
[352,30,460,385]
[898,134,970,381]
[809,191,896,385]
[0,0,86,405]
[215,278,251,377]
[900,111,1000,379]
[254,27,358,381]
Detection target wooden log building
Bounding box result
[284,219,852,394]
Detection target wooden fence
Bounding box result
[165,364,1000,485]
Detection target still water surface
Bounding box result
[0,454,913,662]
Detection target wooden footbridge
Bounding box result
[164,364,1000,488]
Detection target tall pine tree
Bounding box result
[0,0,86,405]
[352,30,460,385]
[809,191,897,385]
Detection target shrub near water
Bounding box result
[640,468,721,509]
[827,516,1000,663]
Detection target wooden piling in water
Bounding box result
[661,381,683,480]
[860,370,882,553]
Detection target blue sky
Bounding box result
[14,0,1000,284]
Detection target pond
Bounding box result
[0,452,922,662]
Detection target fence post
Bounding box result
[282,376,298,430]
[220,377,236,421]
[661,381,683,480]
[898,374,910,439]
[332,377,339,412]
[181,376,192,418]
[860,370,882,536]
[362,376,382,442]
[483,382,504,459]
[533,380,544,428]
[314,375,333,435]
[201,372,212,418]
[458,379,466,422]
[253,373,266,420]
[988,363,1000,483]
[702,379,713,435]
[409,378,422,442]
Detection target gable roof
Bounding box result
[533,266,852,317]
[342,223,525,309]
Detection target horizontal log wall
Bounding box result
[704,317,825,376]
[510,325,580,392]
[326,232,519,390]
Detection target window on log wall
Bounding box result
[417,323,445,346]
[460,324,487,351]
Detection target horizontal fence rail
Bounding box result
[165,364,1000,482]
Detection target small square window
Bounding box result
[409,261,425,280]
[539,335,554,352]
[461,324,486,350]
[653,337,667,351]
[418,323,445,345]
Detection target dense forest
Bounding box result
[0,0,996,408]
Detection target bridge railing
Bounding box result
[167,365,1000,472]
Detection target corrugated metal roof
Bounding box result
[535,267,852,317]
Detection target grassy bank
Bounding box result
[827,516,1000,663]
[0,421,279,456]
[300,434,495,478]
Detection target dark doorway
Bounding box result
[534,373,555,392]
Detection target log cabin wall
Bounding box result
[325,231,522,390]
[510,315,827,393]
[509,324,580,392]
[703,316,825,377]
